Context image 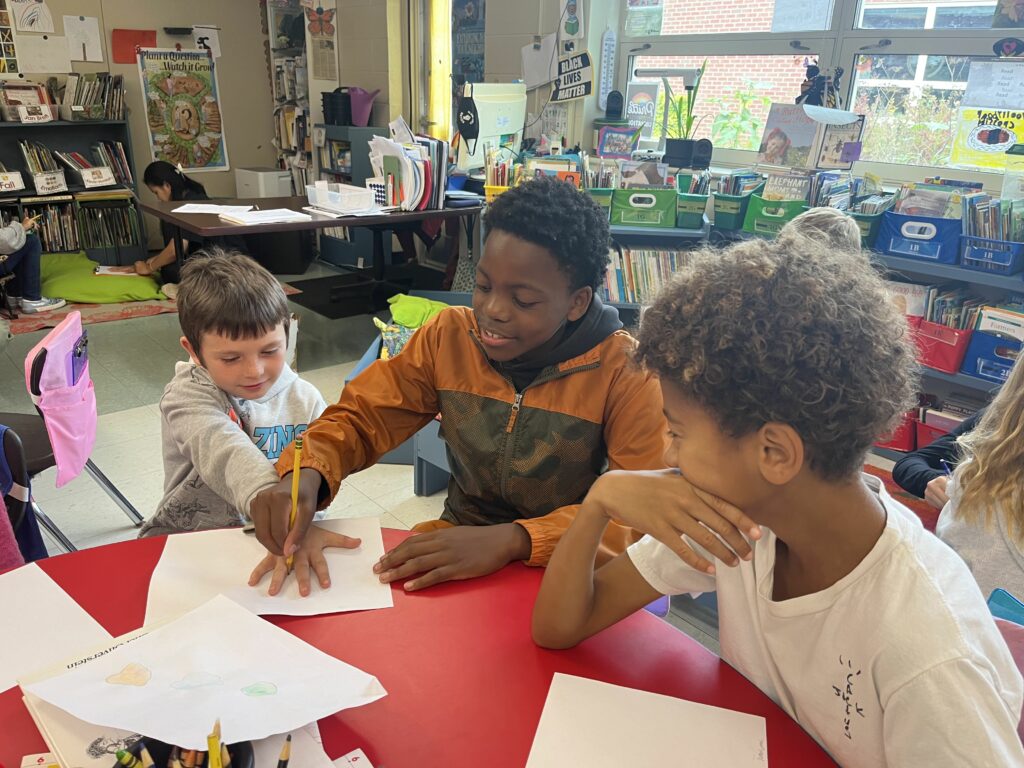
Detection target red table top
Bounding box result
[0,530,834,767]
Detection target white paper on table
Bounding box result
[24,595,387,749]
[522,33,558,90]
[525,674,768,768]
[962,60,1024,111]
[145,517,393,627]
[172,203,253,214]
[17,34,72,73]
[63,15,103,62]
[0,563,112,693]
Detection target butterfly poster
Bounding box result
[305,1,337,81]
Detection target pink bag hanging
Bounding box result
[23,311,96,488]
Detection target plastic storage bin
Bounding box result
[676,188,709,231]
[742,195,805,237]
[712,183,764,230]
[484,185,510,204]
[959,235,1024,276]
[916,420,949,449]
[914,320,973,374]
[0,104,59,122]
[850,210,886,250]
[305,183,374,214]
[588,188,613,219]
[610,188,677,228]
[879,211,963,264]
[960,330,1023,384]
[875,410,916,452]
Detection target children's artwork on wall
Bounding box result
[0,3,20,75]
[560,0,584,54]
[23,595,387,750]
[64,15,103,63]
[452,0,485,84]
[597,125,639,159]
[136,48,230,172]
[10,0,52,33]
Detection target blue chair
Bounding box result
[989,588,1024,626]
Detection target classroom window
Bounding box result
[631,54,818,150]
[850,53,984,167]
[856,0,997,30]
[624,0,834,37]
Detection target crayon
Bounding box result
[115,751,141,768]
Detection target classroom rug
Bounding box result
[8,299,179,335]
[862,463,939,532]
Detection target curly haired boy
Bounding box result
[533,237,1024,766]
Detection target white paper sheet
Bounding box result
[25,595,387,749]
[192,25,221,59]
[963,60,1024,111]
[172,203,254,214]
[525,674,768,768]
[63,15,103,62]
[0,563,111,692]
[522,33,558,90]
[17,34,72,73]
[11,0,54,33]
[145,517,393,627]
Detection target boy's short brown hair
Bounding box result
[778,207,862,252]
[177,247,290,355]
[636,237,917,481]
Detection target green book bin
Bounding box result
[849,210,885,250]
[712,183,764,230]
[588,188,613,219]
[742,194,805,237]
[610,189,677,228]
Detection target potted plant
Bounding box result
[663,59,707,168]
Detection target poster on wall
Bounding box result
[452,0,484,84]
[625,81,659,138]
[624,0,662,38]
[137,48,230,172]
[306,1,337,81]
[551,51,592,103]
[10,0,52,33]
[560,0,584,54]
[951,107,1022,170]
[0,3,20,75]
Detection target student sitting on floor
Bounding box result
[249,176,672,594]
[532,235,1024,766]
[139,250,349,561]
[938,354,1024,599]
[0,213,66,314]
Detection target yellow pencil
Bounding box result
[207,719,223,768]
[285,436,303,572]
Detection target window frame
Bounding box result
[617,0,1009,192]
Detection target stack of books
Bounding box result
[604,248,691,305]
[92,141,133,187]
[76,189,141,250]
[715,169,762,196]
[21,195,78,252]
[62,72,126,119]
[18,140,60,174]
[808,171,851,210]
[893,179,982,219]
[852,195,894,215]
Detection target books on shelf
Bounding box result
[0,81,53,107]
[18,141,60,174]
[91,141,133,187]
[603,248,692,305]
[808,171,851,210]
[757,104,865,170]
[715,169,762,196]
[21,195,78,252]
[852,195,894,215]
[762,172,811,202]
[893,181,967,219]
[321,140,352,174]
[62,72,126,120]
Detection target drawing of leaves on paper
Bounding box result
[105,662,151,687]
[10,0,53,33]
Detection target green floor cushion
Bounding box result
[41,252,164,303]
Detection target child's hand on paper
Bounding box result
[250,467,323,556]
[373,523,532,591]
[584,469,761,574]
[248,523,362,597]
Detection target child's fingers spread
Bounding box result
[668,514,738,566]
[248,555,275,586]
[268,559,289,596]
[294,556,312,597]
[686,506,753,561]
[309,549,331,589]
[322,533,361,550]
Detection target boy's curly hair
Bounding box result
[778,207,863,253]
[483,175,611,290]
[636,236,918,481]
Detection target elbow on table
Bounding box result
[531,615,585,650]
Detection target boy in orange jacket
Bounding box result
[250,177,747,595]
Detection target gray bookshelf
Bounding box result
[0,118,145,265]
[315,123,389,268]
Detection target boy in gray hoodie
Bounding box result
[140,249,338,552]
[0,214,66,313]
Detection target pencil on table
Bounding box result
[207,719,223,768]
[285,436,303,572]
[276,734,292,768]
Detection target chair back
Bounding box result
[0,424,28,530]
[990,589,1024,626]
[23,311,96,487]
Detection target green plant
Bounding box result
[707,81,773,151]
[854,88,959,167]
[665,59,707,140]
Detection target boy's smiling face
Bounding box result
[181,324,287,400]
[473,230,591,362]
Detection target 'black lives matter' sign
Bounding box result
[551,52,593,103]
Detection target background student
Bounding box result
[893,410,983,509]
[249,177,685,593]
[0,213,65,314]
[533,236,1023,767]
[938,355,1024,598]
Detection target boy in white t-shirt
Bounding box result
[532,235,1024,766]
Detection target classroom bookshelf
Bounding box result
[267,0,312,194]
[314,123,389,268]
[602,219,710,308]
[0,118,145,266]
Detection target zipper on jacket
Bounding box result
[505,392,523,433]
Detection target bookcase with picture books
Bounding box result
[0,78,145,266]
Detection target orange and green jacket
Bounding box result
[275,306,667,566]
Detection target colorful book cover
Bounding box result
[951,107,1021,171]
[816,116,865,170]
[763,172,811,201]
[758,104,818,168]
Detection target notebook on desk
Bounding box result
[218,209,312,225]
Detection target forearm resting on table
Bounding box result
[532,502,659,649]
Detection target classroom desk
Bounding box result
[0,530,834,767]
[139,198,482,284]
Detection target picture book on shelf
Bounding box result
[758,104,864,170]
[762,172,811,202]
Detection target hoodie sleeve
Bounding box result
[514,352,667,567]
[0,222,26,256]
[162,370,281,518]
